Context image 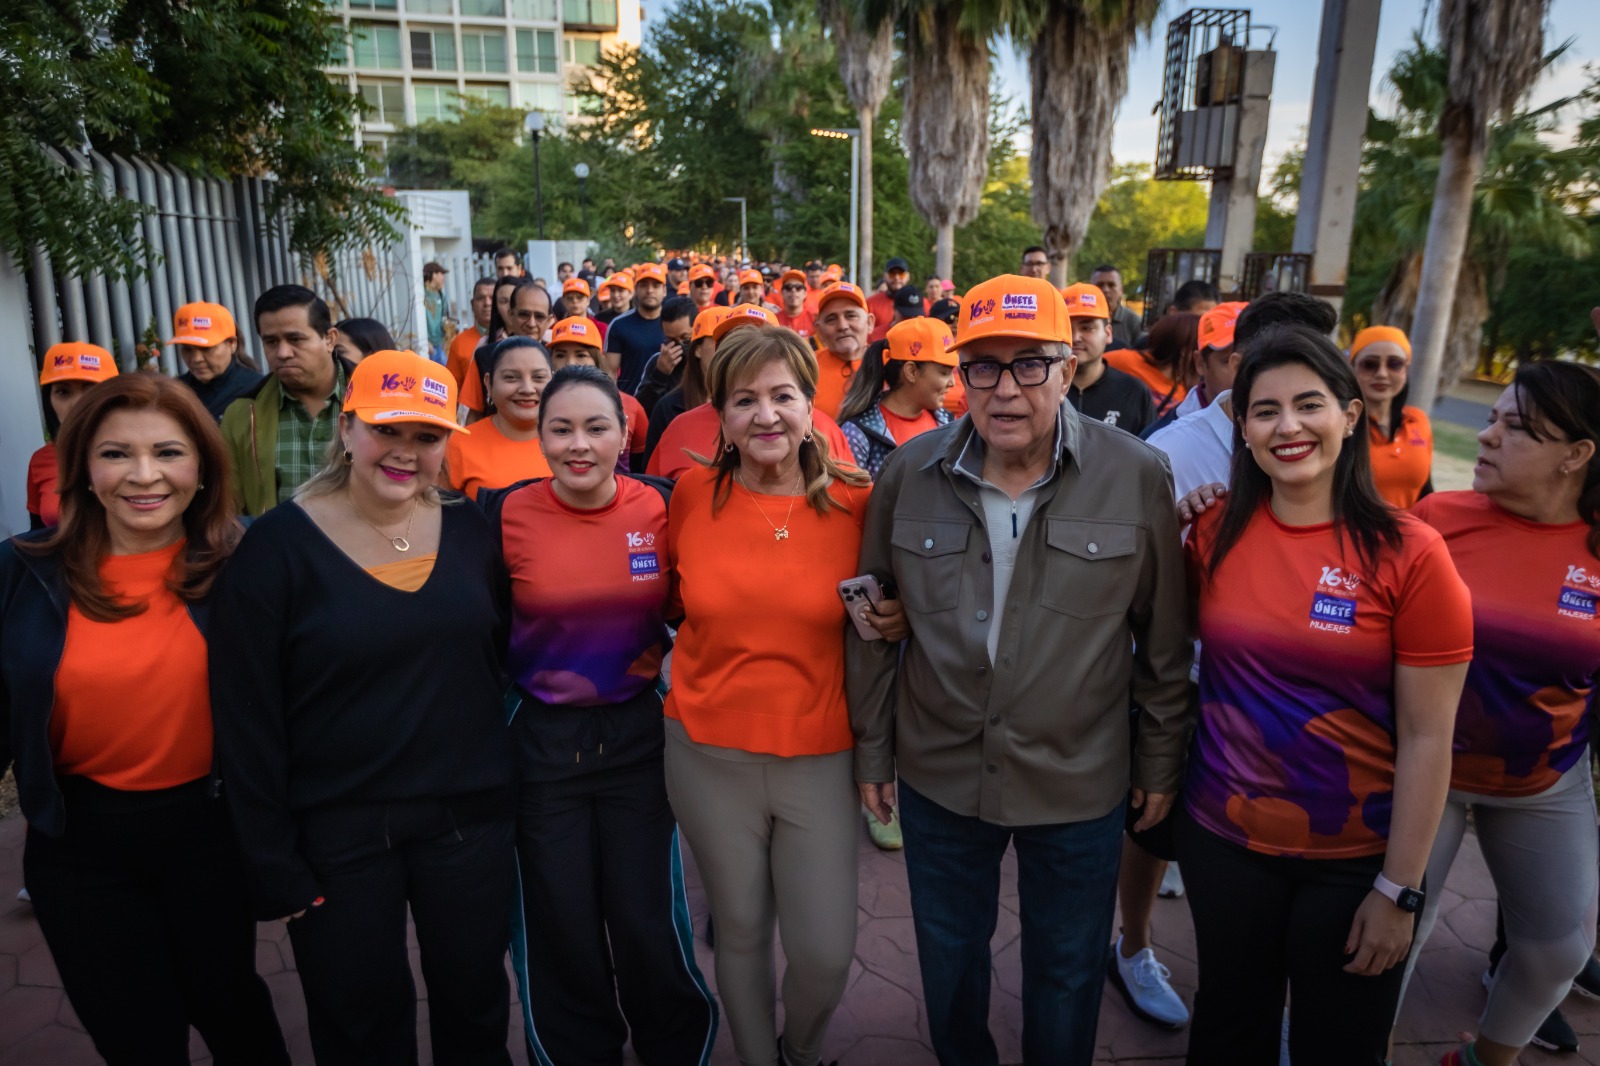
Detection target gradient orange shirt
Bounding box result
[1106,348,1187,414]
[644,402,857,481]
[446,417,552,501]
[51,541,213,790]
[665,466,871,755]
[1369,406,1433,509]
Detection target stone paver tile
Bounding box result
[827,967,922,1048]
[854,916,922,995]
[0,984,64,1047]
[0,950,15,994]
[0,1024,97,1066]
[829,1034,938,1065]
[16,937,61,988]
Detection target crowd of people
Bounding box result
[2,242,1598,1066]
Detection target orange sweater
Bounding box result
[665,466,870,756]
[1369,405,1433,509]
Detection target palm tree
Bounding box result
[819,0,894,284]
[903,0,993,280]
[1407,0,1550,409]
[1019,0,1161,286]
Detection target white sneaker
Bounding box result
[1158,863,1186,898]
[1107,935,1189,1029]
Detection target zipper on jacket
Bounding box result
[1011,501,1018,538]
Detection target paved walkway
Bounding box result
[2,810,1597,1064]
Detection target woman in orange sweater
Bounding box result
[664,327,902,1066]
[1350,326,1434,508]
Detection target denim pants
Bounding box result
[899,780,1126,1066]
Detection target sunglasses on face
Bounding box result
[960,356,1062,390]
[1355,356,1408,374]
[782,283,806,292]
[692,279,714,287]
[1023,259,1049,269]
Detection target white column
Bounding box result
[1204,50,1277,296]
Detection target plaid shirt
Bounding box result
[275,363,347,504]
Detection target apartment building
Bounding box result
[324,0,643,161]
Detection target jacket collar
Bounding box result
[924,402,1082,479]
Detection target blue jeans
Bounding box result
[899,780,1125,1066]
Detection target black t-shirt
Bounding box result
[1067,363,1156,436]
[604,309,666,395]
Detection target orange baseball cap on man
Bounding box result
[600,272,634,297]
[779,268,807,288]
[634,263,667,285]
[887,317,958,367]
[167,302,238,347]
[691,306,733,344]
[712,304,777,342]
[550,317,602,350]
[343,349,468,434]
[1198,301,1248,351]
[40,342,119,387]
[688,264,717,284]
[736,269,764,289]
[1059,283,1109,320]
[817,282,869,314]
[956,275,1073,348]
[562,277,592,299]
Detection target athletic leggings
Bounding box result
[1400,761,1598,1046]
[662,720,859,1066]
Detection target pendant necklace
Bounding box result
[352,497,419,552]
[737,471,802,542]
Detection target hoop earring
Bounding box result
[723,442,735,454]
[803,425,815,444]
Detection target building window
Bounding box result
[511,0,558,19]
[411,28,457,70]
[515,29,558,73]
[413,83,459,123]
[461,31,507,73]
[463,84,512,107]
[348,0,398,9]
[407,0,453,13]
[357,81,406,124]
[562,0,617,27]
[516,82,563,114]
[351,22,404,69]
[460,0,504,14]
[565,90,582,118]
[564,35,601,66]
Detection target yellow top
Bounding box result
[364,553,438,592]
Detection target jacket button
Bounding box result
[976,610,988,621]
[977,666,987,676]
[989,715,1001,726]
[982,551,992,563]
[986,763,998,773]
[1087,542,1099,554]
[923,538,934,549]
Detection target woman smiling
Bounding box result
[446,336,554,500]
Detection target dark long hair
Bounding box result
[19,373,242,620]
[334,317,396,359]
[1145,312,1200,386]
[480,337,551,416]
[487,276,530,343]
[1208,324,1402,577]
[539,364,625,431]
[1512,360,1600,559]
[837,340,893,423]
[684,336,714,409]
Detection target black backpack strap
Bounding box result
[622,472,674,509]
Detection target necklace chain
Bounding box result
[351,497,420,552]
[736,471,802,542]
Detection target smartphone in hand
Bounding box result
[839,575,887,641]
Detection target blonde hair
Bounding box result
[697,326,870,515]
[295,413,454,505]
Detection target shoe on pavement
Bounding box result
[1158,863,1185,899]
[1572,953,1600,999]
[1107,935,1189,1029]
[864,807,903,851]
[1531,1006,1579,1054]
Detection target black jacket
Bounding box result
[0,533,212,837]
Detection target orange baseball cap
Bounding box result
[712,304,777,342]
[779,268,807,287]
[817,281,869,314]
[40,342,119,387]
[956,275,1073,348]
[342,349,468,434]
[1059,283,1109,320]
[167,302,238,347]
[562,277,591,298]
[1198,301,1249,351]
[826,263,843,277]
[688,264,717,284]
[633,263,667,284]
[549,317,601,350]
[737,269,764,288]
[691,306,732,343]
[887,317,958,367]
[600,272,634,296]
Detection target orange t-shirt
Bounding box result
[620,390,649,462]
[880,403,937,445]
[1368,406,1433,509]
[27,444,59,527]
[445,417,552,501]
[645,402,857,480]
[459,340,489,413]
[813,348,861,422]
[1105,348,1187,414]
[447,327,487,390]
[775,308,816,339]
[665,466,871,755]
[51,540,213,790]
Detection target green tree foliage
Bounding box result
[1071,163,1210,295]
[1,0,400,278]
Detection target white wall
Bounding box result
[0,257,50,537]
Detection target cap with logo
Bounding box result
[737,268,765,288]
[823,264,843,281]
[1059,283,1109,320]
[1198,301,1249,351]
[691,306,733,344]
[40,342,119,387]
[956,274,1073,348]
[343,349,468,434]
[562,277,592,298]
[688,264,717,284]
[634,263,667,285]
[886,317,958,367]
[885,257,911,274]
[550,317,601,350]
[600,272,634,297]
[817,282,869,314]
[712,304,777,342]
[779,268,808,288]
[667,257,690,272]
[892,287,925,316]
[167,302,238,347]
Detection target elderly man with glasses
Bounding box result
[847,274,1195,1066]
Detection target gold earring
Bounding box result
[343,449,354,465]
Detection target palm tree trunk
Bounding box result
[936,220,954,280]
[1409,128,1485,410]
[858,105,875,287]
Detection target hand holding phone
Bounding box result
[839,575,887,641]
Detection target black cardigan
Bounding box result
[208,498,513,919]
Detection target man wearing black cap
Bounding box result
[666,257,689,294]
[892,285,926,326]
[867,256,925,344]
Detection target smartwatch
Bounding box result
[1374,871,1425,914]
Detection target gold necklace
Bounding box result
[736,470,803,542]
[351,496,420,552]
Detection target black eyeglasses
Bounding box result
[960,356,1063,390]
[1354,355,1408,374]
[1022,259,1049,269]
[691,279,715,287]
[782,283,806,292]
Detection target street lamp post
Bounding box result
[524,111,546,239]
[722,197,747,264]
[574,162,590,233]
[809,127,860,284]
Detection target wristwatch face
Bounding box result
[1397,887,1424,913]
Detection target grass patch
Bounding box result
[1433,420,1480,465]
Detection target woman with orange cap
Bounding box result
[446,336,554,500]
[1350,326,1433,508]
[210,350,517,1064]
[28,343,119,528]
[837,318,957,479]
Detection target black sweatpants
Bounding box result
[287,792,516,1066]
[510,687,717,1066]
[22,776,287,1066]
[1176,808,1411,1066]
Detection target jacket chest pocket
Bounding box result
[1039,518,1139,619]
[890,519,970,613]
